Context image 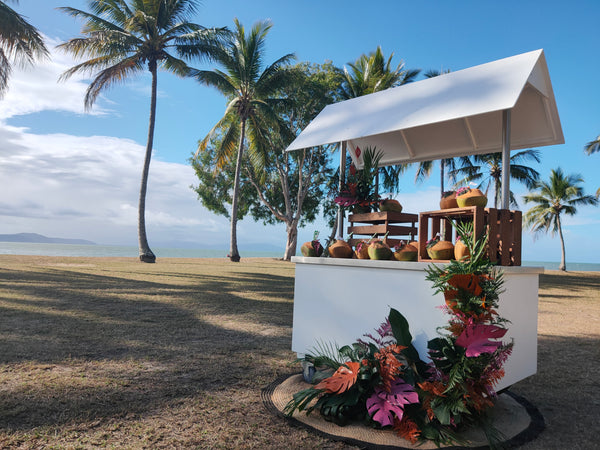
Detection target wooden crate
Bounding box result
[347,211,418,247]
[418,207,522,266]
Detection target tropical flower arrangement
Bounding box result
[334,146,383,213]
[285,223,513,447]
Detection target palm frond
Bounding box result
[82,55,145,110]
[584,135,600,155]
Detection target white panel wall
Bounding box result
[291,258,541,392]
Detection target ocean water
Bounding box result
[0,242,283,259]
[1,242,599,271]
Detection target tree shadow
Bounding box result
[0,264,297,430]
[539,272,600,292]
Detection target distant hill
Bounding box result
[0,233,96,245]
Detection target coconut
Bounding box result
[456,188,487,208]
[454,238,470,261]
[328,239,353,258]
[300,240,323,257]
[379,199,403,212]
[367,240,392,260]
[393,242,418,261]
[427,240,454,260]
[354,240,371,259]
[440,191,458,209]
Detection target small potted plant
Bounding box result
[456,186,487,208]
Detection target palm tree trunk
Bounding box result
[440,159,445,197]
[138,61,158,263]
[557,214,566,271]
[228,118,246,262]
[494,175,500,209]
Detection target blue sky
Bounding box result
[1,0,599,264]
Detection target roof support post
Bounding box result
[501,109,511,210]
[337,141,347,238]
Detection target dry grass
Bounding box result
[0,256,598,449]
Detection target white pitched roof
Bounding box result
[286,49,563,168]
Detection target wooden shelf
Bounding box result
[418,207,522,266]
[347,211,418,247]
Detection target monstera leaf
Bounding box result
[455,324,507,357]
[366,379,419,427]
[314,361,360,394]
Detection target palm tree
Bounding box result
[450,150,541,208]
[524,168,598,271]
[339,46,419,99]
[193,19,296,262]
[339,47,419,199]
[0,0,48,97]
[58,0,226,263]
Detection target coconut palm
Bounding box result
[339,47,419,198]
[524,168,598,271]
[339,46,419,99]
[193,19,297,262]
[58,0,226,262]
[450,150,541,208]
[0,0,48,97]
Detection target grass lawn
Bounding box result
[0,255,598,449]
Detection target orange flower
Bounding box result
[314,361,360,394]
[418,381,446,397]
[393,416,420,443]
[448,274,483,297]
[375,344,405,392]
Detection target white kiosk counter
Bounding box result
[291,257,542,392]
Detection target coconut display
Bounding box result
[367,239,393,260]
[393,241,418,261]
[456,187,487,208]
[379,199,403,212]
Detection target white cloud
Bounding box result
[0,123,250,247]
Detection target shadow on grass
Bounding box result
[0,264,296,430]
[539,272,600,292]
